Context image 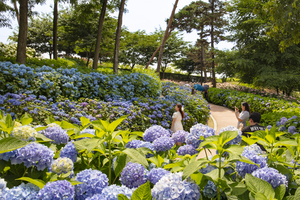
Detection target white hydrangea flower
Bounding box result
[11,125,37,141]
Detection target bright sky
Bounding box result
[0,0,234,50]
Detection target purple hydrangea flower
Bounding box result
[85,194,106,200]
[143,125,170,142]
[288,126,297,134]
[267,125,272,130]
[218,126,242,145]
[151,172,201,200]
[203,181,217,199]
[236,149,267,178]
[186,123,215,148]
[200,165,217,174]
[153,136,175,152]
[0,150,17,161]
[75,169,109,200]
[36,180,74,200]
[137,141,154,151]
[88,185,134,200]
[244,144,264,154]
[172,130,189,144]
[177,145,198,156]
[41,126,69,145]
[252,167,288,189]
[148,168,171,185]
[125,140,143,148]
[59,141,78,163]
[2,183,39,200]
[10,143,54,171]
[120,162,148,189]
[0,178,6,190]
[280,117,288,125]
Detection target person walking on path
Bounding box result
[235,102,250,129]
[171,103,184,133]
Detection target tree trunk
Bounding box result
[156,0,179,73]
[93,0,108,70]
[13,0,20,25]
[131,63,136,70]
[16,0,28,64]
[210,0,216,87]
[204,68,207,82]
[113,0,126,74]
[53,0,58,60]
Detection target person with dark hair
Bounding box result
[242,112,266,137]
[235,102,250,129]
[171,103,185,132]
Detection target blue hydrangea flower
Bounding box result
[11,125,37,141]
[172,130,189,144]
[0,178,7,190]
[186,123,215,148]
[200,165,217,174]
[10,143,54,171]
[36,180,74,200]
[252,167,288,189]
[89,185,134,200]
[203,181,217,199]
[218,126,242,145]
[236,149,268,178]
[151,172,201,200]
[267,125,272,131]
[60,141,78,163]
[41,126,69,145]
[143,125,170,142]
[288,126,297,134]
[51,157,73,175]
[137,141,154,151]
[280,117,288,125]
[244,144,265,154]
[153,136,175,152]
[0,150,17,161]
[75,169,109,200]
[177,145,198,156]
[2,183,39,200]
[148,168,171,185]
[125,140,143,148]
[120,162,148,189]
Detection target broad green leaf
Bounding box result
[118,194,130,200]
[147,157,159,167]
[73,138,102,153]
[242,136,257,145]
[0,137,29,153]
[275,184,286,200]
[73,134,95,140]
[163,160,184,169]
[294,187,300,200]
[45,116,55,125]
[112,130,127,140]
[255,193,268,200]
[95,129,106,138]
[80,117,90,127]
[131,181,152,200]
[224,145,244,155]
[182,159,208,180]
[35,126,47,132]
[36,133,52,142]
[245,174,275,199]
[265,135,275,144]
[158,154,164,167]
[91,120,106,131]
[275,140,298,147]
[16,177,45,189]
[103,158,109,167]
[220,131,238,146]
[21,113,33,125]
[123,148,148,168]
[108,115,128,133]
[205,168,224,182]
[229,182,247,196]
[114,154,127,177]
[130,131,144,137]
[191,173,203,185]
[69,180,82,186]
[60,121,77,130]
[216,177,230,190]
[100,119,110,131]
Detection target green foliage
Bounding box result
[0,42,36,58]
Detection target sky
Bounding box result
[0,0,235,50]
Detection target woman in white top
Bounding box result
[171,103,184,132]
[235,102,250,129]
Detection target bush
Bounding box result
[0,42,35,58]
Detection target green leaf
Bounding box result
[131,181,152,200]
[224,145,244,155]
[91,120,106,131]
[35,126,47,132]
[182,159,208,180]
[118,194,130,200]
[255,193,268,200]
[100,119,110,131]
[108,115,128,133]
[69,180,83,186]
[35,133,52,142]
[275,140,298,147]
[0,137,29,153]
[80,117,90,127]
[60,121,77,130]
[163,160,184,169]
[205,169,225,182]
[275,184,286,200]
[122,148,148,168]
[20,113,33,125]
[16,177,45,189]
[190,173,203,185]
[45,116,55,125]
[147,157,159,167]
[220,131,238,146]
[113,154,127,177]
[245,174,275,199]
[130,131,144,137]
[294,187,300,200]
[73,138,102,153]
[229,182,247,196]
[73,134,95,140]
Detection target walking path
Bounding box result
[197,103,237,159]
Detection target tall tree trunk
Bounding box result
[204,68,207,82]
[93,0,108,70]
[13,0,20,25]
[156,0,179,73]
[210,0,216,87]
[16,0,28,64]
[113,0,126,74]
[53,0,58,60]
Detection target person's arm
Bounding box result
[235,107,243,122]
[171,113,177,131]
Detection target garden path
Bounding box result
[197,103,237,159]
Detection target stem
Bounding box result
[108,141,112,185]
[204,147,209,160]
[217,154,222,200]
[291,154,299,182]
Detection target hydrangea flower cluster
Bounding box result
[244,144,264,154]
[203,181,217,199]
[11,125,37,141]
[151,172,201,200]
[125,140,143,148]
[0,178,6,190]
[148,168,171,184]
[137,141,154,151]
[186,123,215,148]
[41,126,69,144]
[10,143,54,171]
[75,169,109,200]
[177,145,198,156]
[51,157,73,175]
[120,162,148,189]
[172,130,189,144]
[2,183,39,200]
[218,126,242,145]
[252,167,288,189]
[200,165,217,174]
[85,194,106,200]
[236,149,267,178]
[143,125,170,142]
[153,136,175,152]
[288,126,297,134]
[86,185,134,200]
[36,180,74,200]
[59,141,78,163]
[0,150,17,161]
